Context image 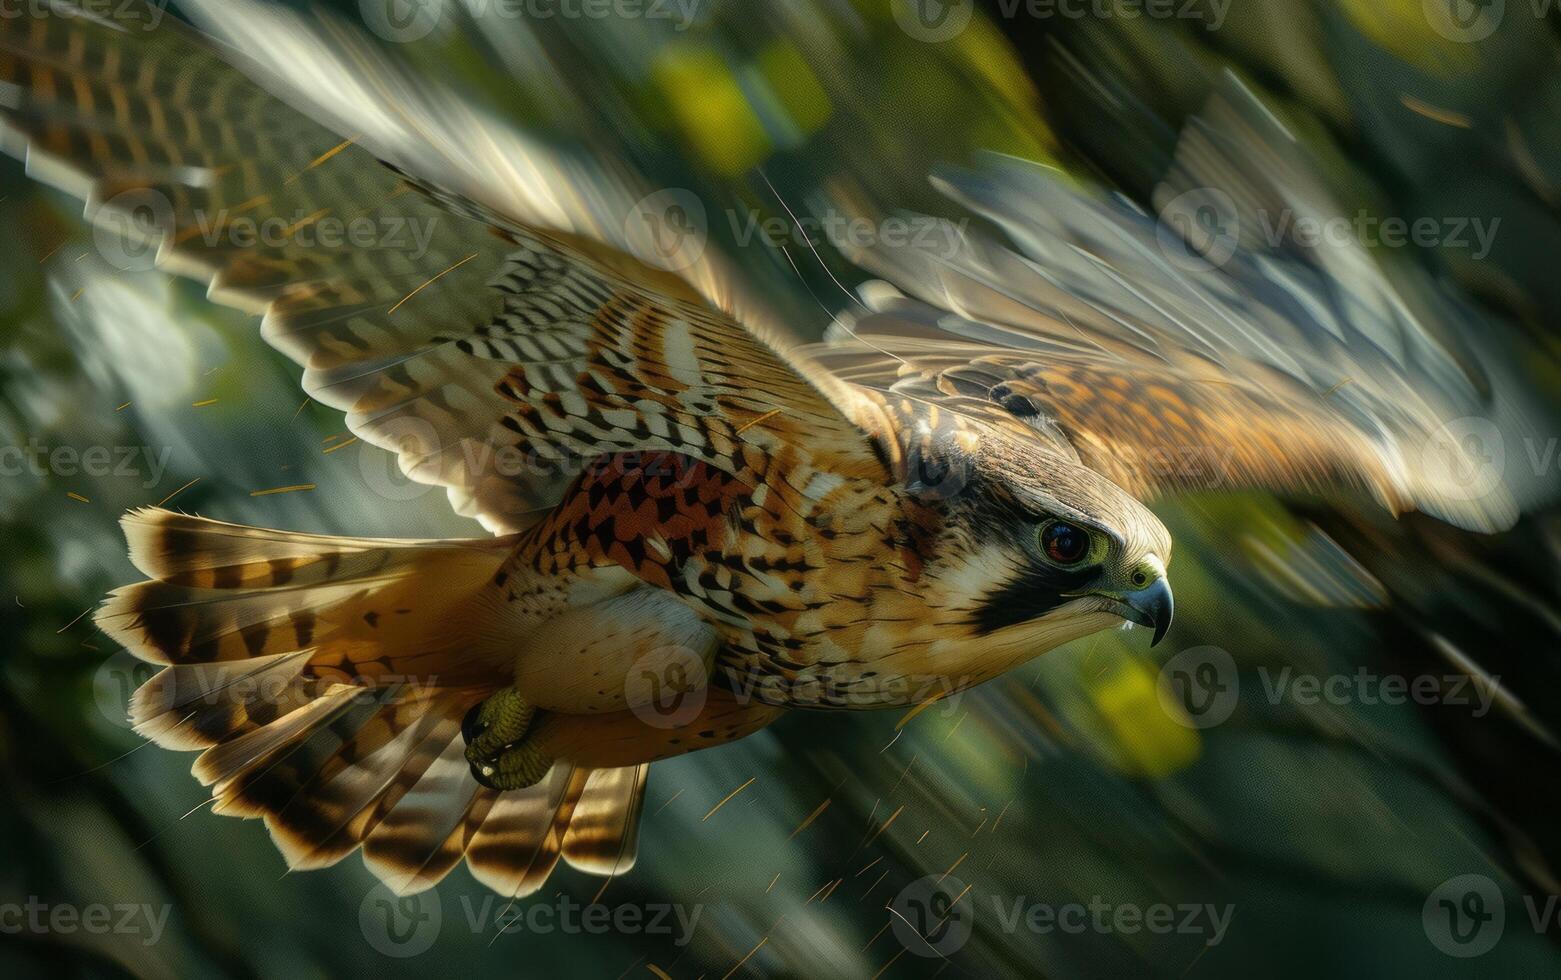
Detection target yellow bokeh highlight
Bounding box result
[758,40,833,138]
[652,45,772,176]
[1338,0,1483,75]
[1087,656,1202,779]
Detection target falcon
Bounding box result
[1,2,1524,897]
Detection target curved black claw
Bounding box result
[461,700,487,747]
[467,756,502,791]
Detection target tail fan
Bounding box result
[95,508,649,897]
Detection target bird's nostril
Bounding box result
[1131,570,1148,587]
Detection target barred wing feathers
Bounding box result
[0,1,885,538]
[811,83,1542,532]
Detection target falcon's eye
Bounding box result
[1040,520,1091,566]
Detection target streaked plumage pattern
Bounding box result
[3,2,1544,903]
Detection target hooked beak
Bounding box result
[1095,575,1175,646]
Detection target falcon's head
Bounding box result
[903,420,1175,650]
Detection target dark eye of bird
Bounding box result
[1041,520,1091,565]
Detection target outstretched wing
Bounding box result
[0,1,884,533]
[810,82,1543,532]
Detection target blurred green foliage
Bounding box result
[2,1,1559,977]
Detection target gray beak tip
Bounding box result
[1124,577,1174,648]
[1150,618,1170,647]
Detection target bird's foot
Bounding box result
[462,688,552,790]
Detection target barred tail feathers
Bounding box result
[94,508,648,896]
